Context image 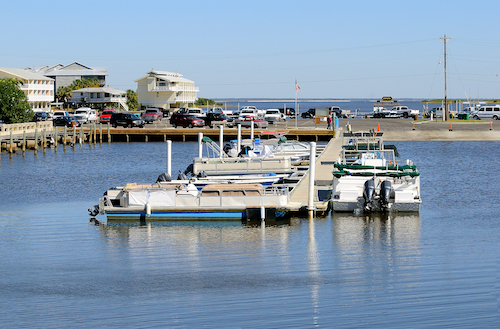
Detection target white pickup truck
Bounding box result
[392,106,419,119]
[238,106,265,120]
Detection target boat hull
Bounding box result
[331,198,421,212]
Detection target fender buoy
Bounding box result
[146,202,151,217]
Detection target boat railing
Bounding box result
[201,156,291,174]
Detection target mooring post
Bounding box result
[42,129,46,149]
[198,132,203,158]
[63,126,67,145]
[72,126,76,148]
[79,126,83,146]
[237,124,241,152]
[219,125,224,159]
[308,142,317,218]
[99,123,102,143]
[54,127,58,147]
[34,128,38,150]
[22,131,26,152]
[9,131,13,153]
[167,140,172,177]
[107,122,111,143]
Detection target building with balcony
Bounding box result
[25,62,107,95]
[0,67,55,112]
[68,87,128,110]
[135,70,199,110]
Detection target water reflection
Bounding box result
[332,212,421,286]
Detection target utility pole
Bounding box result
[439,34,452,121]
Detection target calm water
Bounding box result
[0,141,499,328]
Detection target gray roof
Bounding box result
[24,62,107,77]
[135,70,194,83]
[72,87,126,95]
[0,67,54,81]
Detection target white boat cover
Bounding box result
[128,189,176,207]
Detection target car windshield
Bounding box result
[145,110,157,114]
[75,110,88,114]
[241,110,253,113]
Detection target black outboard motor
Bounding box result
[380,180,392,211]
[197,170,207,178]
[238,145,252,157]
[184,163,194,176]
[177,172,188,180]
[156,172,171,183]
[363,179,376,211]
[223,142,233,154]
[88,204,100,217]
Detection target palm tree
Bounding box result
[56,86,73,109]
[126,89,138,111]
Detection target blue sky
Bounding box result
[2,0,500,99]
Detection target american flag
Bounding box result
[295,79,300,93]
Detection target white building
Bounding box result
[68,87,128,110]
[0,67,55,112]
[135,70,199,110]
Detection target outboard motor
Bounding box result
[380,180,392,211]
[88,204,100,217]
[184,163,194,176]
[363,179,376,211]
[177,172,188,180]
[238,145,252,157]
[197,170,207,178]
[156,172,171,183]
[223,142,233,154]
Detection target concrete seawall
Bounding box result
[383,130,500,141]
[342,119,500,141]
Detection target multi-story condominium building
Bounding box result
[68,87,128,110]
[25,62,107,94]
[135,70,199,110]
[0,67,55,112]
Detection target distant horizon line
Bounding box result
[210,98,472,102]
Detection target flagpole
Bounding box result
[295,77,299,128]
[295,89,298,128]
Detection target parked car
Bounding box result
[53,116,81,127]
[170,113,205,128]
[53,110,70,119]
[235,117,268,129]
[471,105,500,120]
[204,113,234,127]
[99,109,116,123]
[73,107,99,123]
[32,112,49,122]
[238,107,261,120]
[208,107,233,116]
[301,109,316,119]
[185,108,206,118]
[161,109,170,118]
[142,108,163,123]
[110,113,145,128]
[264,109,285,123]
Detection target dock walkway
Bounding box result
[285,132,343,214]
